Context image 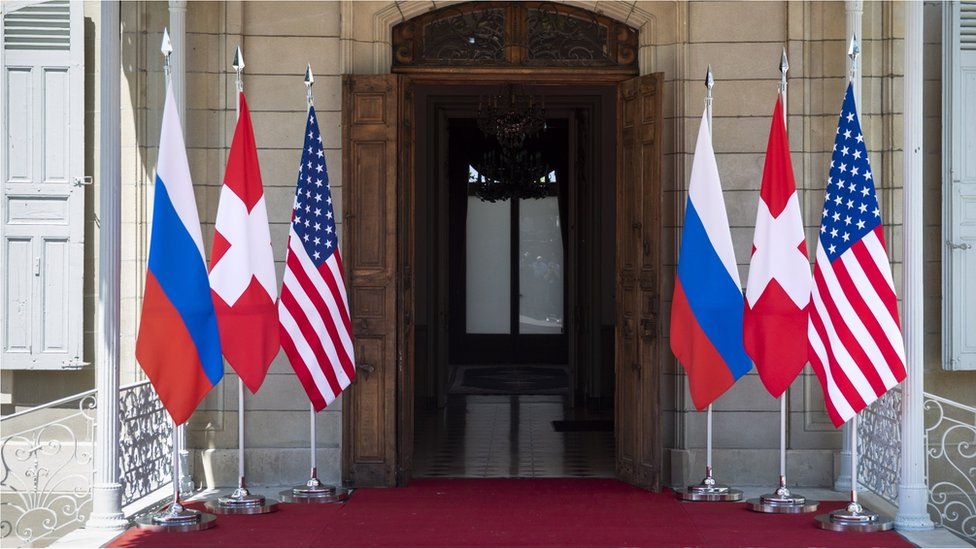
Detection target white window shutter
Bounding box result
[943,1,976,371]
[1,0,85,370]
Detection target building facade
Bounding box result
[2,0,975,543]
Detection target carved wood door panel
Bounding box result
[342,74,402,487]
[615,73,663,491]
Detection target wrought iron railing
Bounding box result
[0,389,96,546]
[0,380,172,547]
[858,386,902,506]
[119,381,172,510]
[924,392,976,543]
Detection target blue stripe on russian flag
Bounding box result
[147,176,224,386]
[676,200,752,381]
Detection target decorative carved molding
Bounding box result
[355,1,655,74]
[391,2,638,71]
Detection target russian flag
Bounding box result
[670,111,752,410]
[136,82,223,426]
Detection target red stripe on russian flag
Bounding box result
[136,272,217,425]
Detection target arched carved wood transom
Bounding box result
[392,2,639,71]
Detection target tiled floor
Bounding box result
[414,394,615,478]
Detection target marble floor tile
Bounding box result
[414,394,615,478]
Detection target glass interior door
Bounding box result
[517,189,563,335]
[465,188,511,334]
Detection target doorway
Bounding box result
[411,86,617,478]
[341,1,664,491]
[447,120,568,368]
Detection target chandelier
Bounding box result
[474,84,551,202]
[471,149,552,203]
[477,84,546,148]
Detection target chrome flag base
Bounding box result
[747,485,819,513]
[676,475,743,502]
[815,502,893,532]
[278,474,351,504]
[747,497,820,513]
[206,485,279,515]
[134,501,217,532]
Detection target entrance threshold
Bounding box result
[414,394,614,478]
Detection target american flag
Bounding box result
[807,83,906,428]
[278,107,355,410]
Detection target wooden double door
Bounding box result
[341,73,664,490]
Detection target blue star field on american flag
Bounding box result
[291,106,337,267]
[819,84,881,262]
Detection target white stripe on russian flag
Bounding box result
[156,82,206,261]
[686,111,741,287]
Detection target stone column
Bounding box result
[895,1,934,531]
[167,0,195,495]
[836,0,863,493]
[168,1,187,121]
[87,0,127,530]
[846,0,863,105]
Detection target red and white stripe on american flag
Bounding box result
[808,226,906,427]
[279,229,355,410]
[808,84,906,427]
[278,106,355,411]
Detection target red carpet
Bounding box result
[109,479,913,548]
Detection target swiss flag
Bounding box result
[743,97,812,398]
[209,92,280,393]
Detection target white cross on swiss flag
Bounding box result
[743,97,812,399]
[209,92,280,393]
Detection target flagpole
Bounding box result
[234,46,245,496]
[304,64,320,487]
[704,64,713,132]
[706,405,712,479]
[207,44,277,515]
[305,69,318,481]
[850,415,858,508]
[704,64,715,486]
[163,33,182,517]
[139,416,215,527]
[705,65,713,484]
[278,63,349,505]
[747,49,818,513]
[238,380,245,486]
[846,40,862,523]
[170,418,181,510]
[163,30,179,515]
[777,47,789,495]
[814,35,891,532]
[135,31,215,532]
[310,402,316,476]
[678,66,740,503]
